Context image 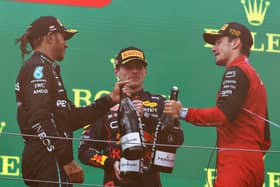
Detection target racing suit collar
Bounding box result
[226,55,248,68]
[130,89,145,100]
[33,51,60,73]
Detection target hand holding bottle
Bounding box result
[151,86,184,173]
[163,100,182,120]
[113,160,121,181]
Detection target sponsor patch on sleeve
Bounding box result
[33,66,44,79]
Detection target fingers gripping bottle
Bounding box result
[151,86,184,173]
[118,93,144,160]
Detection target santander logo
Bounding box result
[15,0,112,8]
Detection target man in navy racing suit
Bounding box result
[15,16,125,187]
[78,46,184,187]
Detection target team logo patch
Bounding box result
[168,134,175,143]
[121,50,144,60]
[143,101,158,107]
[91,155,107,166]
[33,66,44,79]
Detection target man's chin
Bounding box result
[215,59,226,66]
[129,84,139,89]
[129,82,142,90]
[57,56,64,62]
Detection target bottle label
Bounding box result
[121,132,142,151]
[153,150,176,167]
[120,158,141,172]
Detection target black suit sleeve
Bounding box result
[217,66,249,122]
[69,95,115,131]
[78,117,116,171]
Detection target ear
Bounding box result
[45,32,55,44]
[231,38,241,49]
[114,68,121,81]
[114,67,119,78]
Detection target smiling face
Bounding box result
[115,60,147,92]
[211,36,235,66]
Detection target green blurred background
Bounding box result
[0,0,279,186]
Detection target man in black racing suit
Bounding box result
[15,16,124,186]
[79,46,184,187]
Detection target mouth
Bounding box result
[214,52,219,57]
[128,76,139,80]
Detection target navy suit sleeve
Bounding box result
[217,66,249,122]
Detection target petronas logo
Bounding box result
[241,0,270,26]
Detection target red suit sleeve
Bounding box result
[185,106,228,126]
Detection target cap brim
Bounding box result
[203,32,224,45]
[63,29,78,40]
[121,58,147,65]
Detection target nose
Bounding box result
[127,66,138,72]
[132,67,138,71]
[212,44,217,53]
[132,67,141,73]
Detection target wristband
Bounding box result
[179,108,188,120]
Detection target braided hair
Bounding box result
[16,26,43,61]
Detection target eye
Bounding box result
[215,38,223,45]
[123,62,145,70]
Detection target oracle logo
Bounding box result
[15,0,112,8]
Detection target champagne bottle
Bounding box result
[151,86,183,173]
[119,94,144,160]
[120,157,143,183]
[160,86,179,130]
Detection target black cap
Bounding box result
[203,22,253,48]
[28,16,78,40]
[115,46,147,67]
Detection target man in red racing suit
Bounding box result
[164,22,271,187]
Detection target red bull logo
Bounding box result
[90,155,107,166]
